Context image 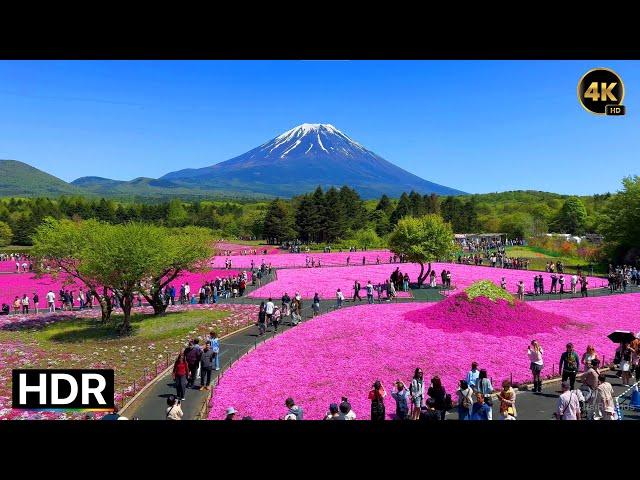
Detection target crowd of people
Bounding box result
[217,338,636,421]
[608,265,639,292]
[0,253,34,272]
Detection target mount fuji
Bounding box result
[159,123,465,198]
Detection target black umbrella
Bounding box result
[607,331,636,344]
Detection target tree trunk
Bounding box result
[417,262,433,286]
[96,287,112,322]
[119,294,133,334]
[143,290,168,316]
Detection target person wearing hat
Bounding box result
[225,407,236,420]
[555,380,581,420]
[324,403,341,420]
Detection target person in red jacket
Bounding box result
[173,352,189,400]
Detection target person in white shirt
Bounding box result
[366,281,374,304]
[336,289,344,308]
[46,290,56,313]
[556,381,581,420]
[184,283,191,301]
[265,298,275,325]
[571,274,578,294]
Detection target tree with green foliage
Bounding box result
[0,221,12,246]
[499,212,535,239]
[375,194,394,215]
[349,228,382,249]
[263,199,297,243]
[32,218,114,322]
[167,198,189,227]
[390,192,412,225]
[600,176,640,263]
[555,196,588,235]
[388,215,457,286]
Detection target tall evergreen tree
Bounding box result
[390,192,412,224]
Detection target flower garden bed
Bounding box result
[247,262,604,299]
[208,292,639,420]
[0,303,258,420]
[210,249,393,269]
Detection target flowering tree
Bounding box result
[388,215,456,286]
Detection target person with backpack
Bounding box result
[368,380,386,421]
[391,380,410,420]
[559,343,581,390]
[409,368,424,420]
[172,352,189,401]
[555,381,581,420]
[457,380,474,420]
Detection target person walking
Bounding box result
[571,273,578,294]
[517,281,525,301]
[172,352,189,401]
[13,296,20,314]
[580,275,589,297]
[391,380,410,420]
[312,293,320,316]
[555,381,581,420]
[184,339,202,388]
[559,343,581,390]
[595,374,617,420]
[409,368,425,420]
[352,280,362,302]
[336,289,344,308]
[258,302,266,336]
[46,290,55,313]
[498,380,517,420]
[368,380,386,421]
[366,281,374,304]
[204,332,220,372]
[199,342,214,391]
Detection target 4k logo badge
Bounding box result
[578,68,625,116]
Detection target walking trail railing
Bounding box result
[614,381,640,420]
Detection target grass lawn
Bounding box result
[505,246,606,275]
[0,245,33,252]
[0,304,257,419]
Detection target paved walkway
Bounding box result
[119,266,640,420]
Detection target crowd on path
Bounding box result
[0,253,34,273]
[215,337,639,421]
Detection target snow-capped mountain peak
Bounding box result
[263,123,367,159]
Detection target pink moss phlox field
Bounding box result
[0,269,249,308]
[208,293,640,420]
[406,292,576,337]
[248,262,605,299]
[210,249,393,269]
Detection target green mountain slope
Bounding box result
[0,160,85,197]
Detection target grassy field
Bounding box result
[0,305,257,417]
[0,245,33,252]
[505,246,606,275]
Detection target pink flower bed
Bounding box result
[208,293,640,420]
[249,264,412,299]
[215,242,280,255]
[0,269,249,309]
[210,250,393,269]
[248,262,605,299]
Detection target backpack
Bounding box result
[461,391,472,409]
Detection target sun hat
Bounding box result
[226,407,237,415]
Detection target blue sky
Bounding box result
[0,60,637,195]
